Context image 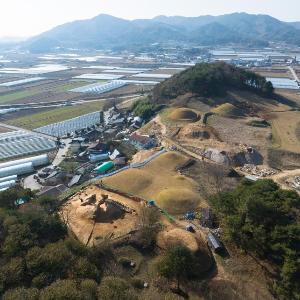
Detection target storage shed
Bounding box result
[94,161,114,174]
[89,153,109,163]
[207,233,224,253]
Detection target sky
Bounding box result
[0,0,300,38]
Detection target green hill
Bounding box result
[153,62,273,102]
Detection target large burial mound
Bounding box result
[156,188,201,214]
[169,108,199,122]
[103,152,202,215]
[211,103,244,118]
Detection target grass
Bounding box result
[0,90,41,104]
[160,107,200,125]
[103,152,202,215]
[211,103,244,118]
[169,107,199,122]
[5,101,105,130]
[270,111,300,153]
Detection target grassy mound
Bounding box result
[157,228,199,252]
[211,103,244,118]
[148,152,187,170]
[103,152,201,212]
[169,108,199,122]
[156,188,201,214]
[103,169,153,196]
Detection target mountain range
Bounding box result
[25,13,300,52]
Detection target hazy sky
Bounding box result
[0,0,300,38]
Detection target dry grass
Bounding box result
[0,126,13,134]
[169,107,199,122]
[211,103,244,118]
[157,228,199,252]
[103,152,202,215]
[270,111,300,153]
[156,188,201,214]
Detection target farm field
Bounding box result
[270,111,300,153]
[0,126,13,133]
[0,89,41,104]
[5,101,105,130]
[54,80,92,92]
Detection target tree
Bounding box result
[80,279,98,300]
[135,206,161,249]
[210,179,300,298]
[36,196,60,213]
[0,258,26,292]
[39,280,81,300]
[98,276,137,300]
[2,223,36,258]
[0,188,33,209]
[3,287,39,300]
[26,241,73,279]
[156,245,195,291]
[70,257,100,281]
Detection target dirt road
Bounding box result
[288,66,300,82]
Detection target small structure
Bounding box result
[68,175,82,187]
[148,200,156,206]
[186,224,196,233]
[109,149,120,160]
[89,153,110,163]
[37,184,68,198]
[114,157,126,166]
[245,175,259,182]
[128,133,156,150]
[94,161,114,174]
[207,232,223,254]
[185,212,195,220]
[200,208,214,228]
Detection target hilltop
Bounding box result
[152,62,274,103]
[24,13,300,52]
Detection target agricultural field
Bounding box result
[5,101,105,130]
[54,80,93,92]
[0,126,13,133]
[0,89,41,104]
[251,66,292,79]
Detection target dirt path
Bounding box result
[153,115,167,135]
[288,66,300,82]
[270,168,300,190]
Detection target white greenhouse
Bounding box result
[0,162,34,178]
[0,154,49,169]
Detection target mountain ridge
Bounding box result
[24,13,300,52]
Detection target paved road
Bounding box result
[23,138,71,190]
[52,138,72,166]
[288,66,300,82]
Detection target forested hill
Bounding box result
[152,62,274,101]
[24,13,300,52]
